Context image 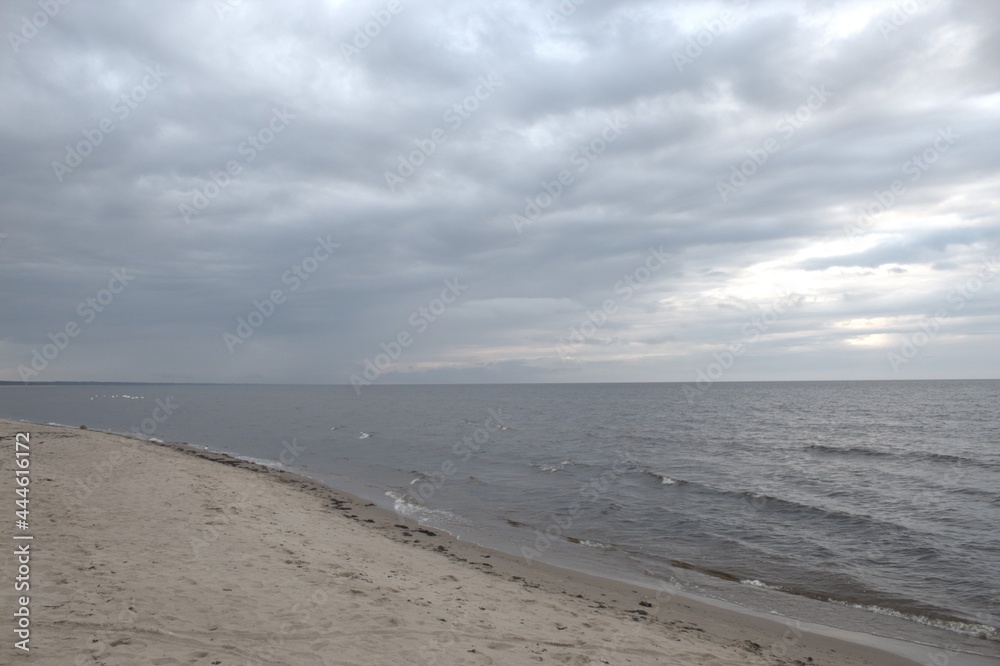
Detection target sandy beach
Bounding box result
[0,418,954,665]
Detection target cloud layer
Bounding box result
[2,0,998,384]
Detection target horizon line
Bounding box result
[2,378,998,387]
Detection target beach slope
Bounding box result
[0,419,924,665]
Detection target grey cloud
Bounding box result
[1,0,997,384]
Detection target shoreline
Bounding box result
[2,418,993,665]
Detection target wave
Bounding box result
[668,558,742,582]
[548,457,938,537]
[917,451,1000,470]
[562,535,615,550]
[578,539,614,550]
[612,462,890,530]
[640,470,688,486]
[500,518,619,552]
[731,490,900,531]
[531,460,573,473]
[234,455,285,470]
[630,467,914,534]
[384,490,470,525]
[808,444,999,470]
[409,471,493,489]
[826,600,998,641]
[808,443,895,458]
[939,484,1000,502]
[687,566,999,642]
[740,578,784,591]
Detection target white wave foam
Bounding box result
[828,600,998,640]
[534,460,572,473]
[385,490,470,525]
[741,579,783,591]
[579,539,614,550]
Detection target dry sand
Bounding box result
[0,419,944,665]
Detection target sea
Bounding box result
[2,380,998,659]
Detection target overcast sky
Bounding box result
[1,0,998,385]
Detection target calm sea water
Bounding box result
[2,381,998,657]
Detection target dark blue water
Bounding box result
[2,381,998,656]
